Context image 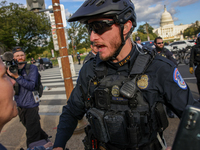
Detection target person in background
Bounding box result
[39,57,45,71]
[0,57,53,150]
[154,37,177,118]
[135,36,142,48]
[189,33,200,101]
[6,47,49,148]
[31,57,36,64]
[77,52,81,65]
[154,37,177,66]
[83,42,98,64]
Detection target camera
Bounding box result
[94,87,111,109]
[2,52,18,73]
[4,59,19,73]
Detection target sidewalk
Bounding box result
[0,114,86,150]
[0,114,179,150]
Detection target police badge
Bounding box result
[137,74,149,89]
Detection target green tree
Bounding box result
[136,23,157,41]
[67,17,90,53]
[0,1,51,55]
[137,23,154,34]
[183,21,200,38]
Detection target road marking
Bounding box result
[40,94,67,100]
[43,87,66,91]
[39,105,63,113]
[42,79,64,82]
[43,81,76,86]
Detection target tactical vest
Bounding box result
[84,48,168,149]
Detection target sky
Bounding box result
[4,0,200,31]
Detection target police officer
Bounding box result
[135,36,142,48]
[154,37,177,118]
[154,37,177,66]
[53,1,200,150]
[189,33,200,100]
[77,52,81,65]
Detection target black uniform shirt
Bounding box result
[83,51,96,64]
[53,45,200,149]
[156,47,177,66]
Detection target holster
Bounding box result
[155,102,169,131]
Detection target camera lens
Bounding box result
[9,65,18,73]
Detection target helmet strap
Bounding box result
[111,24,134,60]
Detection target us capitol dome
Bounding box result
[160,6,174,27]
[153,5,192,40]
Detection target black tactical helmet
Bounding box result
[68,0,137,60]
[68,0,137,28]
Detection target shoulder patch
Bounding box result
[173,68,187,89]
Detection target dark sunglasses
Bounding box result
[157,42,163,44]
[86,20,115,35]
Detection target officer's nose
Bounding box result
[90,30,100,42]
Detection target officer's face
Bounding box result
[155,39,164,49]
[136,40,141,44]
[88,18,121,61]
[0,59,18,127]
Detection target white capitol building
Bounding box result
[153,6,193,40]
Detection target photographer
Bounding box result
[6,46,49,148]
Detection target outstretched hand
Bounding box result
[44,142,53,149]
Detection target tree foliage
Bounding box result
[67,17,90,54]
[137,23,155,34]
[134,23,157,41]
[0,1,51,56]
[183,21,200,38]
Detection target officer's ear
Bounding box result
[154,40,157,46]
[123,20,132,35]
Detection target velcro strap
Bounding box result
[130,53,151,75]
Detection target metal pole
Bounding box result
[52,0,88,133]
[71,36,75,62]
[146,22,150,41]
[52,0,73,99]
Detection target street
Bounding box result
[178,64,199,99]
[38,63,82,114]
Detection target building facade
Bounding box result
[153,6,192,40]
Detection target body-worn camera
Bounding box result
[94,87,111,109]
